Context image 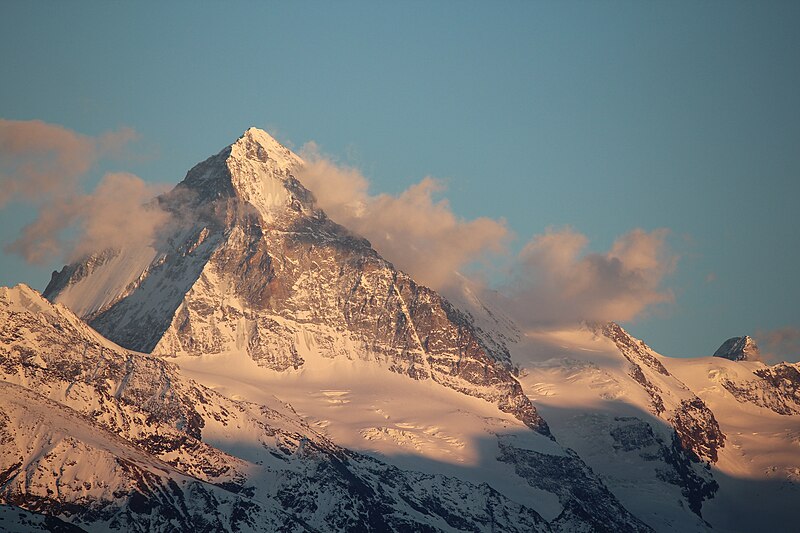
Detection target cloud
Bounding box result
[755,326,800,364]
[3,124,677,328]
[1,119,168,264]
[297,145,510,290]
[0,119,136,207]
[500,227,677,327]
[6,172,171,264]
[73,173,170,257]
[296,145,678,324]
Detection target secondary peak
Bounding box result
[713,335,760,362]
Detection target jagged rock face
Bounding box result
[497,444,653,532]
[44,128,547,434]
[598,323,725,464]
[0,504,87,532]
[2,285,564,532]
[713,336,760,361]
[720,363,800,415]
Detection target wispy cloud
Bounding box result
[0,119,135,207]
[297,144,510,291]
[756,326,800,364]
[2,124,680,326]
[1,119,168,263]
[497,227,677,327]
[297,146,678,325]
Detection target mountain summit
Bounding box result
[713,336,760,362]
[44,129,548,434]
[182,127,307,217]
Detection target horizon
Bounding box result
[2,2,799,361]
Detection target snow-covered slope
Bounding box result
[663,356,800,531]
[173,342,651,531]
[506,322,800,533]
[0,503,86,532]
[2,284,655,532]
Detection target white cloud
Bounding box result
[0,118,135,207]
[1,119,168,264]
[296,146,678,326]
[297,145,509,290]
[500,227,677,326]
[756,326,800,364]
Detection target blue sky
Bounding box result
[1,1,799,359]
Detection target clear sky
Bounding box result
[1,1,799,359]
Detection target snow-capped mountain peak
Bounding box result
[713,335,760,362]
[177,127,309,220]
[232,127,303,170]
[44,129,550,437]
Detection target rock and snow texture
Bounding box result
[713,336,761,362]
[662,356,800,532]
[509,324,720,531]
[3,127,796,532]
[508,321,800,532]
[1,285,574,532]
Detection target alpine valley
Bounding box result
[1,129,798,532]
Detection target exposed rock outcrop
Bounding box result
[713,336,760,362]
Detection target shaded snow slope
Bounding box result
[1,285,655,532]
[663,356,800,531]
[507,322,800,533]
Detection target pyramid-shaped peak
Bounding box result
[229,127,304,171]
[713,335,760,362]
[237,127,285,150]
[176,127,309,217]
[225,127,310,217]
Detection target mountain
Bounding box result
[11,129,652,531]
[2,128,798,531]
[713,336,760,362]
[44,128,545,435]
[510,323,800,531]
